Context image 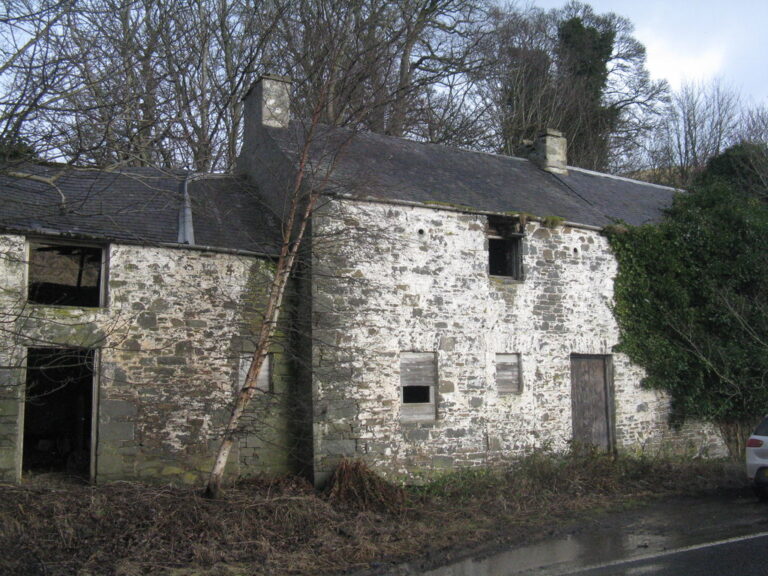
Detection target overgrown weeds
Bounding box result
[326,459,406,514]
[0,453,744,575]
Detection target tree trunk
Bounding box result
[718,418,761,460]
[204,111,333,498]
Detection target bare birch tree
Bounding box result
[644,79,742,187]
[203,0,487,497]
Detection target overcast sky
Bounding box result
[529,0,768,105]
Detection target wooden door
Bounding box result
[570,355,613,450]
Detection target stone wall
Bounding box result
[310,199,726,484]
[0,235,297,484]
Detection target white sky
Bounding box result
[529,0,768,105]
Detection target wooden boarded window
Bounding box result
[487,217,524,280]
[237,354,272,392]
[400,352,436,422]
[496,353,522,395]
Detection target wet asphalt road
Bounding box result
[562,532,768,575]
[405,488,768,576]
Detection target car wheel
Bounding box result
[753,485,768,502]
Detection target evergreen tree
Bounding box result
[555,17,618,169]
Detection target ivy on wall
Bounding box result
[606,144,768,456]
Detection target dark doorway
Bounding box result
[23,348,94,479]
[570,354,614,450]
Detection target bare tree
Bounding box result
[740,104,768,145]
[0,0,79,159]
[473,1,666,172]
[276,0,485,138]
[32,0,284,170]
[643,79,742,187]
[1,0,488,170]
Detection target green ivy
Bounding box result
[607,144,768,437]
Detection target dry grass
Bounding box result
[0,453,745,576]
[326,459,406,514]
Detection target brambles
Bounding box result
[325,459,406,514]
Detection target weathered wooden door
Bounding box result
[570,355,613,450]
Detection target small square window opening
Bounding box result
[402,385,431,404]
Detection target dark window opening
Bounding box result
[488,217,524,280]
[403,385,431,404]
[28,242,103,307]
[23,348,94,479]
[488,238,509,275]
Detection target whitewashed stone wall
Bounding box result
[0,235,295,483]
[310,199,726,483]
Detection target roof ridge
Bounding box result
[568,165,681,192]
[285,119,532,165]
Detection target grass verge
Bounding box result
[0,452,745,575]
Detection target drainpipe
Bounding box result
[178,174,205,245]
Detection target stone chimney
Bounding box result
[244,74,291,129]
[532,128,567,175]
[237,74,292,176]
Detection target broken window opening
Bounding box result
[27,241,104,307]
[402,385,431,404]
[23,348,94,479]
[400,352,436,422]
[487,217,524,280]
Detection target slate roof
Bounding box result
[0,163,280,255]
[265,122,678,228]
[0,123,675,253]
[188,176,281,254]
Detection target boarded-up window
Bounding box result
[27,241,105,307]
[496,353,522,395]
[400,352,436,422]
[237,354,272,392]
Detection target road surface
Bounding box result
[404,488,768,576]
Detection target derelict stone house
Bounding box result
[238,77,725,484]
[0,75,725,486]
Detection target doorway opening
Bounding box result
[23,348,94,480]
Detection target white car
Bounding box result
[746,416,768,498]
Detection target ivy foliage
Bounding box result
[607,143,768,429]
[0,137,35,161]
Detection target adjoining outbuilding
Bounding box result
[0,166,305,484]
